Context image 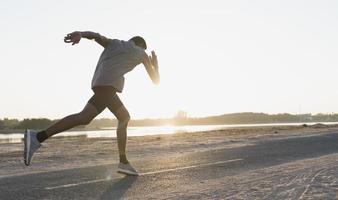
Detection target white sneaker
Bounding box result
[117,162,139,176]
[24,129,41,166]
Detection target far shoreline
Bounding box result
[0,127,107,135]
[0,122,337,135]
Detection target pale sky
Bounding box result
[1,0,338,120]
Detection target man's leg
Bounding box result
[109,102,139,175]
[112,106,130,163]
[107,95,130,164]
[24,102,100,166]
[37,103,99,143]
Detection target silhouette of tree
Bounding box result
[0,120,4,130]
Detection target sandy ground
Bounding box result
[1,124,338,199]
[0,124,337,177]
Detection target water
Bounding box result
[1,122,337,144]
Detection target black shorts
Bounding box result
[88,86,124,113]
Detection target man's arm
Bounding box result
[142,51,160,85]
[64,31,109,48]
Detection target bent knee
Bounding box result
[118,112,130,126]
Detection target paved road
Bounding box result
[1,132,338,199]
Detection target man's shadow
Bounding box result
[99,175,138,200]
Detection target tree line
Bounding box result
[1,112,338,131]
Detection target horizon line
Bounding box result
[2,112,338,121]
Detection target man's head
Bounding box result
[129,36,147,50]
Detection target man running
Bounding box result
[23,31,160,176]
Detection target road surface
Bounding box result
[1,132,338,199]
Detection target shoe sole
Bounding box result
[24,130,31,166]
[117,168,139,176]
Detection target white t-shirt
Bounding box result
[91,39,145,92]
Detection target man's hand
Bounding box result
[64,31,109,47]
[64,32,82,45]
[142,50,160,85]
[149,51,159,70]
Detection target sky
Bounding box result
[1,0,338,120]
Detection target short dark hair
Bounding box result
[129,36,147,50]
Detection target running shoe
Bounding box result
[24,129,41,166]
[117,162,139,176]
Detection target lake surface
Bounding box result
[1,122,337,144]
